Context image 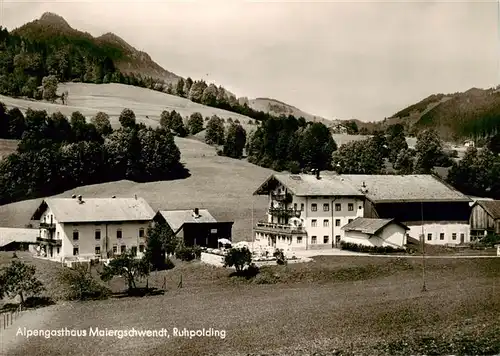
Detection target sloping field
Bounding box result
[0,83,253,128]
[0,137,271,241]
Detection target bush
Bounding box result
[273,249,287,265]
[58,265,111,301]
[340,241,406,254]
[23,296,55,309]
[175,245,200,261]
[481,233,500,247]
[224,247,252,273]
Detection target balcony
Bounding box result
[36,236,62,246]
[255,221,306,235]
[39,222,56,231]
[268,208,302,218]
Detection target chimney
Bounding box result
[360,182,368,194]
[193,208,200,218]
[71,194,76,199]
[111,195,116,198]
[77,195,83,204]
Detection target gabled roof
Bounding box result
[473,200,500,219]
[341,175,471,203]
[0,228,38,248]
[341,217,409,235]
[253,173,364,197]
[156,209,217,233]
[31,197,155,223]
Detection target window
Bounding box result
[56,247,60,254]
[335,203,341,211]
[112,245,117,254]
[440,233,444,240]
[73,247,79,256]
[297,236,302,243]
[139,244,145,253]
[427,233,432,241]
[348,203,354,211]
[452,233,457,240]
[57,232,60,238]
[311,219,317,227]
[117,229,122,239]
[348,219,353,223]
[335,235,341,243]
[95,246,101,255]
[210,228,218,233]
[300,203,304,211]
[72,230,79,240]
[131,246,137,256]
[120,245,126,253]
[311,236,317,244]
[139,228,145,238]
[323,219,329,227]
[335,219,341,227]
[95,229,101,240]
[359,206,362,210]
[311,203,317,211]
[323,203,329,212]
[294,203,297,210]
[323,236,329,244]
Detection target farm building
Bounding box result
[252,172,473,250]
[0,227,39,252]
[470,200,500,239]
[341,217,409,248]
[342,174,472,245]
[154,208,233,248]
[30,195,155,262]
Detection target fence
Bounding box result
[0,304,23,333]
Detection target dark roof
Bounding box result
[474,200,500,219]
[341,217,409,234]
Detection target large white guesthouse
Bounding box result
[30,195,155,262]
[253,172,472,250]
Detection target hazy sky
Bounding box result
[1,0,498,121]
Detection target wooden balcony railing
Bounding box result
[255,221,306,234]
[39,222,56,230]
[36,236,62,246]
[267,208,302,218]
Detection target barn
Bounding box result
[154,208,233,248]
[470,200,500,239]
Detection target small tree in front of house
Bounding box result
[100,251,150,292]
[224,247,252,273]
[1,260,44,305]
[58,264,110,301]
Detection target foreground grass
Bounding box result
[2,252,500,355]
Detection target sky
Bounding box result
[1,0,498,122]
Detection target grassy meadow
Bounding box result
[1,252,499,356]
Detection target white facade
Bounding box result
[342,223,407,248]
[405,222,470,245]
[36,206,150,262]
[255,182,364,250]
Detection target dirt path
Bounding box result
[0,304,59,356]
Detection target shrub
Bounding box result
[58,264,110,301]
[273,249,287,265]
[175,244,200,261]
[481,233,500,247]
[234,119,240,124]
[224,247,252,273]
[164,257,175,270]
[340,241,406,254]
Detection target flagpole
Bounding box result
[421,201,427,292]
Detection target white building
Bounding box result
[341,217,409,248]
[253,172,473,249]
[252,171,365,250]
[341,175,472,245]
[30,195,155,262]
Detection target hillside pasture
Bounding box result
[0,136,271,241]
[0,83,254,128]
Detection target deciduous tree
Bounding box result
[1,260,44,305]
[223,123,247,158]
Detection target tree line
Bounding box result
[0,105,188,205]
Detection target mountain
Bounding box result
[386,86,500,141]
[248,97,333,124]
[12,12,181,83]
